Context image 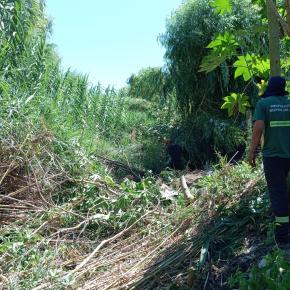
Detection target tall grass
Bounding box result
[0,0,176,178]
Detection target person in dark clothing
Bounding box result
[165,140,185,170]
[248,76,290,245]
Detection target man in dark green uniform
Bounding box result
[249,76,290,245]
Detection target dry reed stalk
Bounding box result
[0,132,264,290]
[62,226,161,269]
[15,176,260,290]
[70,212,152,275]
[93,176,262,289]
[103,222,186,290]
[28,158,53,207]
[0,185,32,203]
[0,194,41,209]
[69,214,196,289]
[0,161,18,186]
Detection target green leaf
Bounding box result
[200,33,238,73]
[233,55,252,81]
[210,0,232,14]
[234,54,270,81]
[104,176,115,187]
[221,93,250,116]
[207,32,237,49]
[207,34,224,49]
[199,54,228,73]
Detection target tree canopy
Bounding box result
[127,67,173,102]
[160,0,262,117]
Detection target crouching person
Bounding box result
[164,139,185,170]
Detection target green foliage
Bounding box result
[190,159,269,271]
[0,0,48,95]
[229,250,290,290]
[221,93,250,116]
[0,0,278,289]
[0,223,75,288]
[199,32,238,73]
[173,113,247,167]
[75,177,161,232]
[158,0,262,165]
[234,54,270,81]
[198,159,264,202]
[210,0,232,15]
[201,0,288,118]
[127,67,174,102]
[126,97,152,111]
[0,0,179,177]
[200,13,269,76]
[160,0,261,117]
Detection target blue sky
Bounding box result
[45,0,183,89]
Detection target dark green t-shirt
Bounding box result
[254,95,290,158]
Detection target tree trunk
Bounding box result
[287,0,290,35]
[266,0,281,76]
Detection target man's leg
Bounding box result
[263,157,290,244]
[286,159,290,225]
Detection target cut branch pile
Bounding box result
[0,131,69,224]
[32,175,264,289]
[0,132,267,290]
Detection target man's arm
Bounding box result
[248,120,264,167]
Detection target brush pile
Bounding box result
[0,131,272,289]
[0,125,69,224]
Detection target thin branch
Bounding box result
[180,175,195,201]
[69,211,150,275]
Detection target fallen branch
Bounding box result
[180,175,195,201]
[0,194,41,209]
[70,211,151,275]
[104,221,186,290]
[48,213,110,239]
[0,161,17,186]
[0,185,33,203]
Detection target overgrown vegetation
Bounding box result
[229,249,290,290]
[156,0,263,164]
[1,0,290,289]
[0,139,271,289]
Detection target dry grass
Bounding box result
[0,130,69,224]
[0,131,266,289]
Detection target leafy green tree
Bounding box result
[157,0,264,166]
[201,0,290,115]
[127,67,174,102]
[160,0,261,118]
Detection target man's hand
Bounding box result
[248,150,256,167]
[248,120,264,167]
